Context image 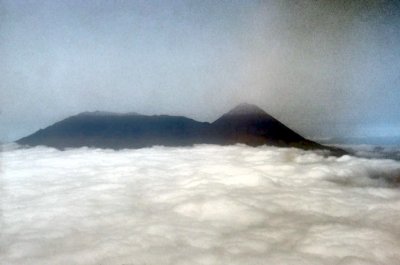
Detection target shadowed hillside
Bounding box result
[17,103,345,155]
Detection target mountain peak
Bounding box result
[226,103,267,116]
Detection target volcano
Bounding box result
[17,103,343,154]
[211,103,309,146]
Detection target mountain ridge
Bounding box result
[17,103,345,155]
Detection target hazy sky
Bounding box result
[1,0,400,142]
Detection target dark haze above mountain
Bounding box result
[17,103,344,155]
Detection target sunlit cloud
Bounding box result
[2,144,400,264]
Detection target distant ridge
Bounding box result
[17,103,345,155]
[78,111,141,116]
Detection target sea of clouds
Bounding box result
[1,144,400,265]
[334,144,400,161]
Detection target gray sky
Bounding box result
[1,0,400,142]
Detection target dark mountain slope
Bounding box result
[210,103,324,150]
[17,112,210,149]
[17,103,345,155]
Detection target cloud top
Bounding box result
[1,144,400,264]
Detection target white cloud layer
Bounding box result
[335,144,400,161]
[1,144,400,264]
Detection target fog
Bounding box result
[1,144,400,264]
[1,0,400,142]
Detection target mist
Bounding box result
[2,144,400,264]
[1,0,400,142]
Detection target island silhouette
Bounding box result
[17,103,344,155]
